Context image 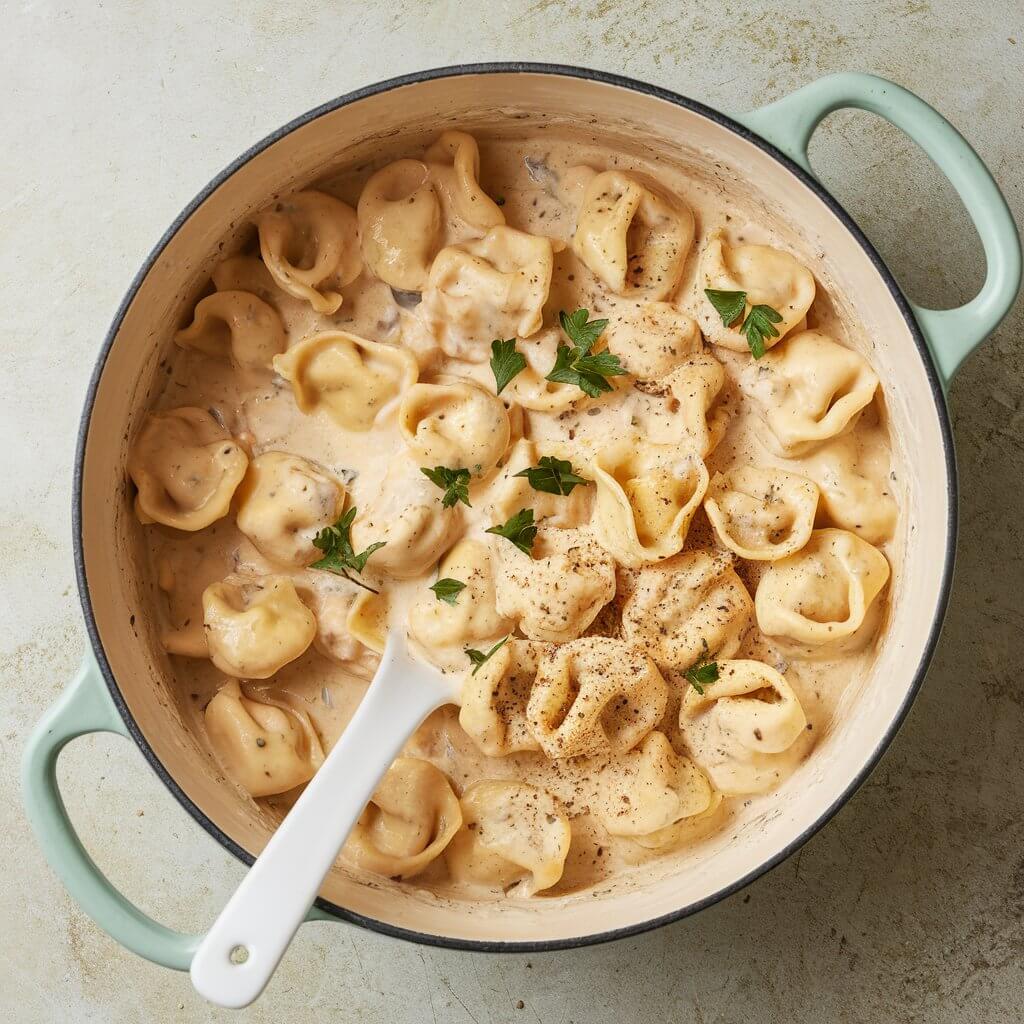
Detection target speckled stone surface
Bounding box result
[3,2,1022,1021]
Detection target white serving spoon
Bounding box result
[190,630,460,1008]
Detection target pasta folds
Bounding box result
[605,301,702,378]
[595,732,716,843]
[128,407,248,531]
[492,527,615,643]
[527,637,668,758]
[697,232,815,351]
[704,465,818,561]
[503,326,588,412]
[235,452,345,567]
[459,638,551,757]
[257,190,361,314]
[621,551,753,671]
[486,439,593,529]
[419,226,555,361]
[175,290,285,371]
[446,781,571,896]
[679,660,807,795]
[742,331,879,457]
[344,758,462,879]
[306,586,381,680]
[399,378,510,475]
[357,159,442,290]
[755,528,890,652]
[409,539,512,662]
[202,575,316,678]
[205,679,325,797]
[273,331,418,432]
[572,170,694,300]
[592,440,709,567]
[424,130,505,234]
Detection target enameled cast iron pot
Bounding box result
[22,65,1021,969]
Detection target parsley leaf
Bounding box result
[545,308,625,399]
[429,577,466,606]
[485,507,537,554]
[490,338,527,395]
[311,507,386,593]
[421,466,472,508]
[704,288,747,328]
[684,657,720,696]
[740,304,782,359]
[514,455,590,496]
[559,308,608,354]
[465,635,510,675]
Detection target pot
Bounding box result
[22,64,1021,967]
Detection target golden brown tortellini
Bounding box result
[408,539,513,665]
[704,465,819,561]
[399,378,510,475]
[235,452,345,567]
[175,290,285,371]
[605,301,702,378]
[205,679,325,797]
[418,226,555,361]
[344,758,462,880]
[754,528,890,653]
[357,159,442,291]
[202,575,317,679]
[697,232,815,352]
[445,781,571,896]
[458,638,551,757]
[423,130,506,235]
[621,551,753,672]
[742,331,879,457]
[527,637,668,758]
[595,732,717,845]
[572,170,694,300]
[257,190,362,314]
[128,407,249,531]
[273,331,418,432]
[679,660,808,795]
[492,527,615,643]
[592,439,709,567]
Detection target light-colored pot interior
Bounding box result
[78,69,953,945]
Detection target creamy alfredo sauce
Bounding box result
[132,130,899,899]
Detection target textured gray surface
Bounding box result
[2,1,1022,1021]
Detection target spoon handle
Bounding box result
[189,636,449,1008]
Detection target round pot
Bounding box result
[22,64,1021,968]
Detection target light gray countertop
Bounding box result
[2,2,1022,1021]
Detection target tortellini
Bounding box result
[458,638,550,757]
[592,440,709,567]
[502,326,588,412]
[128,407,248,531]
[175,290,285,371]
[595,732,716,844]
[305,586,381,680]
[408,539,512,663]
[492,527,615,643]
[205,679,325,797]
[697,232,815,352]
[257,190,362,314]
[399,378,510,475]
[572,170,694,300]
[621,551,753,671]
[445,781,571,896]
[755,529,890,653]
[343,758,461,879]
[605,301,702,378]
[742,331,879,457]
[272,331,418,432]
[357,159,441,291]
[526,637,668,758]
[202,575,317,678]
[679,660,808,795]
[801,433,898,544]
[423,130,505,235]
[486,439,593,529]
[418,226,555,361]
[235,452,345,567]
[704,465,818,561]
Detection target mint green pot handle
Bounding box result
[735,72,1022,384]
